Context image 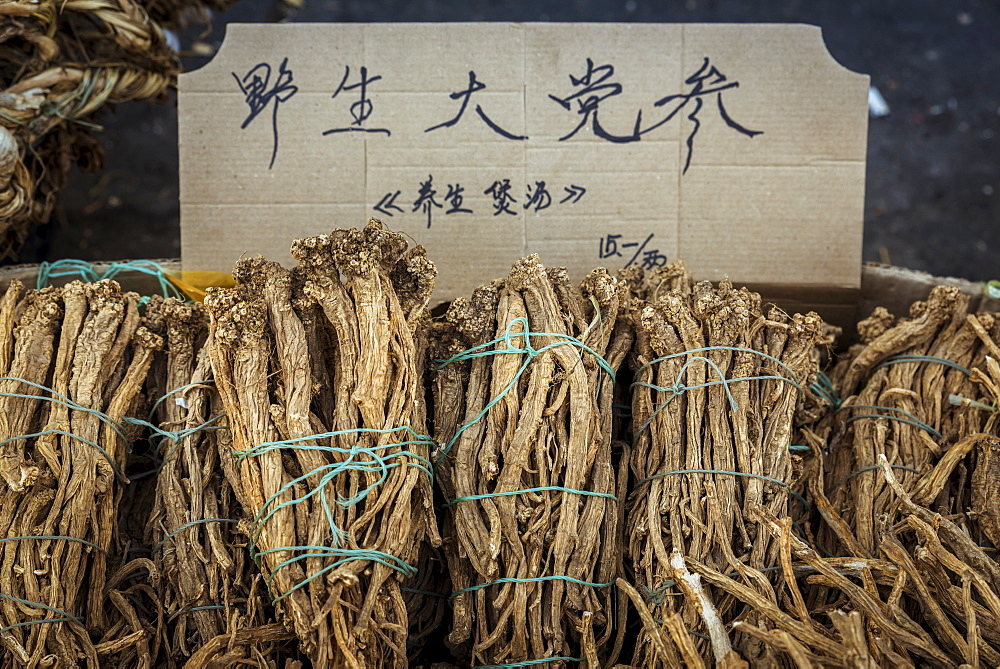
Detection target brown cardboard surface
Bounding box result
[179,23,868,304]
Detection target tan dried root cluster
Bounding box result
[430,255,633,667]
[4,224,1000,668]
[618,263,826,667]
[618,276,1000,669]
[142,297,299,667]
[204,219,441,668]
[0,278,163,666]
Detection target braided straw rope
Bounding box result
[0,0,179,258]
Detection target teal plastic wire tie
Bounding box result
[236,426,430,602]
[123,414,227,466]
[873,354,972,376]
[433,316,615,470]
[0,376,132,482]
[632,346,804,442]
[154,518,238,554]
[842,404,941,439]
[0,593,85,635]
[826,464,920,494]
[448,485,617,506]
[0,535,109,557]
[451,575,614,602]
[809,371,842,409]
[0,376,129,442]
[35,259,185,304]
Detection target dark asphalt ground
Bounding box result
[13,0,1000,283]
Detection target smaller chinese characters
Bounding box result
[598,233,667,270]
[373,177,586,228]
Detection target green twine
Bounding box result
[0,593,85,635]
[154,518,238,554]
[842,405,941,439]
[788,445,812,453]
[35,259,185,304]
[636,469,810,514]
[448,485,617,506]
[874,354,972,376]
[450,575,614,601]
[0,376,129,442]
[123,414,227,466]
[433,316,615,470]
[632,347,804,441]
[809,371,841,409]
[0,428,127,483]
[0,535,108,557]
[826,464,920,494]
[476,658,586,668]
[237,427,430,602]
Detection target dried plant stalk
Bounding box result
[624,263,825,666]
[141,297,297,666]
[0,279,164,666]
[815,286,998,555]
[432,255,632,667]
[205,219,439,667]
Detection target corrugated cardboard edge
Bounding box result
[2,260,994,344]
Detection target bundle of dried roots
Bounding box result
[622,262,826,667]
[0,278,164,666]
[204,219,441,667]
[142,296,298,666]
[431,254,633,667]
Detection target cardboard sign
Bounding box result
[179,23,868,307]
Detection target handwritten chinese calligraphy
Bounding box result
[549,56,762,172]
[372,178,587,228]
[426,71,526,140]
[599,233,668,269]
[323,65,391,136]
[233,55,762,175]
[232,58,299,169]
[548,58,639,143]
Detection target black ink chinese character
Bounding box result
[374,190,404,217]
[233,58,299,170]
[445,184,473,214]
[623,233,654,267]
[413,175,442,228]
[560,184,587,204]
[484,179,517,216]
[599,234,623,259]
[640,247,668,270]
[426,71,527,140]
[643,57,763,173]
[549,58,640,143]
[323,66,391,136]
[524,181,552,212]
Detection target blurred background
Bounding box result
[11,0,999,282]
